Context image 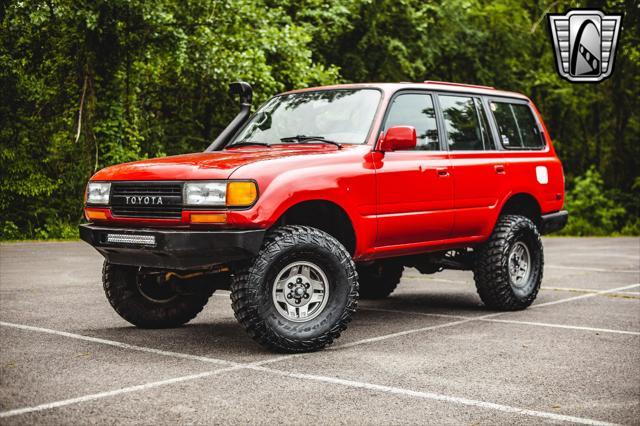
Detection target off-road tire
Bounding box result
[103,262,214,328]
[356,261,403,299]
[473,215,544,310]
[230,225,358,353]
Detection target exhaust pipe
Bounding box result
[206,81,253,151]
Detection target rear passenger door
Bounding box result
[374,91,454,247]
[488,98,562,212]
[437,93,506,239]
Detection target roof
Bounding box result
[282,81,529,100]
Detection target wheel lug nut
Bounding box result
[303,293,309,299]
[287,294,292,299]
[296,278,302,283]
[288,283,293,288]
[305,283,310,289]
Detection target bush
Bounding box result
[33,219,79,240]
[0,221,22,240]
[559,167,634,236]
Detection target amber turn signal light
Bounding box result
[190,213,227,224]
[85,209,108,221]
[226,181,257,207]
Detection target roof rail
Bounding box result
[423,81,495,90]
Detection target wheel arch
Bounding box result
[499,193,542,230]
[273,199,357,256]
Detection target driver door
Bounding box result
[374,92,454,248]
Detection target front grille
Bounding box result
[111,182,183,219]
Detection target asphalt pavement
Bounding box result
[0,237,638,425]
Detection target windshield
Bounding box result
[228,89,381,146]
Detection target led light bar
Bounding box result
[106,234,156,246]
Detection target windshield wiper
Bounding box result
[226,141,271,149]
[280,135,342,149]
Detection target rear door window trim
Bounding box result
[485,96,547,151]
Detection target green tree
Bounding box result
[1,0,638,239]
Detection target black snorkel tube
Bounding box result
[205,81,253,151]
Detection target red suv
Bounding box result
[80,81,568,352]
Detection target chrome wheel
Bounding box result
[508,241,532,296]
[272,261,329,322]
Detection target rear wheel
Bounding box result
[230,225,358,353]
[473,215,543,310]
[356,261,403,299]
[102,262,214,328]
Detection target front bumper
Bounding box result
[540,210,569,235]
[79,224,265,270]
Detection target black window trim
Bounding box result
[378,89,447,152]
[434,91,502,153]
[485,96,547,151]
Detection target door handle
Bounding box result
[437,167,450,177]
[494,164,506,174]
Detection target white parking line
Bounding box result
[530,283,640,308]
[335,316,480,349]
[0,351,618,426]
[0,367,242,419]
[542,286,640,298]
[248,365,619,426]
[0,321,239,367]
[0,283,636,423]
[484,318,640,336]
[545,265,640,273]
[358,307,640,336]
[333,283,640,349]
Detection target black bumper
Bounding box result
[540,210,569,235]
[79,224,265,270]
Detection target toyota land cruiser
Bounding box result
[80,81,568,352]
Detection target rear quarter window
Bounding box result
[490,101,545,149]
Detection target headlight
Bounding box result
[86,182,111,205]
[184,181,258,207]
[184,182,227,206]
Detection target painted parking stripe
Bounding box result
[0,357,618,426]
[543,286,638,293]
[483,318,640,335]
[332,283,640,349]
[248,365,619,426]
[358,307,640,336]
[0,321,239,367]
[545,265,640,273]
[530,283,640,308]
[542,286,640,299]
[334,316,479,349]
[0,284,636,422]
[0,366,243,419]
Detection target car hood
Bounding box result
[91,145,349,181]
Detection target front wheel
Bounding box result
[230,225,358,352]
[473,215,544,310]
[102,262,214,328]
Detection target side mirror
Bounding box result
[379,126,417,152]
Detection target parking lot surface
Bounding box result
[0,237,638,425]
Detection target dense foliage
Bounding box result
[1,0,638,239]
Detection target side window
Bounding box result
[490,102,544,149]
[439,95,495,151]
[383,93,440,151]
